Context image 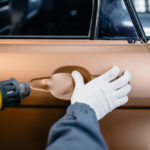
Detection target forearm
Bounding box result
[46,103,108,150]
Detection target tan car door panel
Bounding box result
[0,108,150,150]
[0,108,66,150]
[0,40,150,107]
[100,109,150,150]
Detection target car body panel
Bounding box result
[100,109,150,150]
[0,108,150,150]
[0,107,66,150]
[0,40,150,107]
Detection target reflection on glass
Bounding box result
[97,0,137,40]
[0,0,92,36]
[132,0,150,36]
[133,0,146,13]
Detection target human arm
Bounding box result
[46,102,108,150]
[46,66,131,150]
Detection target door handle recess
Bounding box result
[30,66,98,100]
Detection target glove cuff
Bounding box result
[67,102,97,121]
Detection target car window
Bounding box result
[132,0,150,37]
[0,0,11,35]
[0,0,92,37]
[97,0,138,42]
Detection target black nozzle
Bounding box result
[0,78,30,110]
[19,82,30,99]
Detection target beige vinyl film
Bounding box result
[0,40,150,106]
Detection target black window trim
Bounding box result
[0,35,89,39]
[89,0,99,40]
[124,0,149,43]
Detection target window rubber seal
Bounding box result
[124,0,148,43]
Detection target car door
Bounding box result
[0,0,150,150]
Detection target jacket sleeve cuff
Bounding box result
[66,102,97,121]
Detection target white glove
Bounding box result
[71,66,131,120]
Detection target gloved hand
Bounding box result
[71,66,131,120]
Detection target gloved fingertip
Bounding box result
[127,84,132,92]
[118,96,128,106]
[71,71,81,79]
[112,65,120,74]
[107,65,120,79]
[124,96,128,103]
[71,70,84,86]
[71,71,78,77]
[124,70,132,80]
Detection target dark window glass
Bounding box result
[0,0,11,34]
[97,0,138,41]
[0,0,92,37]
[132,0,150,37]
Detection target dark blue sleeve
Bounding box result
[46,102,108,150]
